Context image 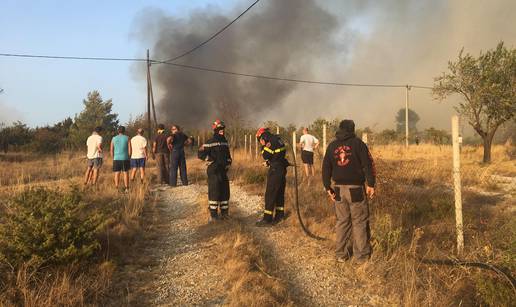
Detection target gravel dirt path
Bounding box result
[106,181,394,306]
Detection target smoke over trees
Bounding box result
[133,0,516,131]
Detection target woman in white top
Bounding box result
[299,127,319,176]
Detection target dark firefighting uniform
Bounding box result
[198,133,232,218]
[261,132,289,222]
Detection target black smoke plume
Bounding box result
[134,0,339,128]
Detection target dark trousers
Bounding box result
[155,153,169,184]
[207,165,230,217]
[169,150,188,186]
[334,185,371,260]
[263,165,287,221]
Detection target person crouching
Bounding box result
[198,120,232,222]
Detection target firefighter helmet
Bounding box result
[212,119,225,130]
[256,127,269,141]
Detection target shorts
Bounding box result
[113,160,130,172]
[301,150,314,165]
[130,158,146,169]
[87,158,103,169]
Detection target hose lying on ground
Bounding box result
[420,257,516,295]
[290,148,327,241]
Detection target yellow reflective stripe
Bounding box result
[276,207,284,211]
[263,147,274,154]
[263,146,285,154]
[264,210,273,215]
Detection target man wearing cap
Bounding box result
[255,127,289,226]
[322,119,376,263]
[198,119,232,221]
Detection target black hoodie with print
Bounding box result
[322,129,376,190]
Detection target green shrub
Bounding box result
[372,214,402,257]
[0,187,104,268]
[475,274,515,306]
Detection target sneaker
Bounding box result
[255,219,273,227]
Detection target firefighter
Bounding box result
[198,120,232,221]
[255,127,289,226]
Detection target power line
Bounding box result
[152,59,434,89]
[0,53,148,62]
[160,0,261,64]
[0,52,434,89]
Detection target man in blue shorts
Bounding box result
[111,126,131,192]
[130,128,148,184]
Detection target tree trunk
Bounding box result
[482,134,493,163]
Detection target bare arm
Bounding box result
[128,139,132,157]
[110,140,114,158]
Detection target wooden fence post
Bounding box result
[452,115,464,254]
[292,131,297,160]
[323,123,327,154]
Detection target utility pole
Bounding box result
[405,85,411,148]
[146,49,152,141]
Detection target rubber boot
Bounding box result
[220,208,229,220]
[256,213,273,227]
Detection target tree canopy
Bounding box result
[433,41,515,162]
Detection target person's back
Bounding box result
[155,132,169,154]
[87,133,103,159]
[300,133,318,152]
[171,131,188,151]
[131,135,147,159]
[112,134,129,160]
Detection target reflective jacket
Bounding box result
[261,132,289,168]
[198,134,232,169]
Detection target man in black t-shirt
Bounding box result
[167,124,191,186]
[152,124,170,184]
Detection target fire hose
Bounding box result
[289,146,514,293]
[290,147,327,241]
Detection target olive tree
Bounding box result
[433,42,515,163]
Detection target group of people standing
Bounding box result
[84,124,191,191]
[84,118,376,264]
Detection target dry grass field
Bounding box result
[0,143,514,306]
[227,143,515,306]
[0,153,155,306]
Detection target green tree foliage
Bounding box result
[375,129,399,144]
[0,121,34,153]
[31,118,73,154]
[433,41,516,163]
[423,127,451,145]
[0,187,104,268]
[125,114,147,137]
[395,108,420,134]
[69,91,118,149]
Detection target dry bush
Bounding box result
[0,152,153,305]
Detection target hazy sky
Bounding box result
[1,0,514,132]
[0,0,233,126]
